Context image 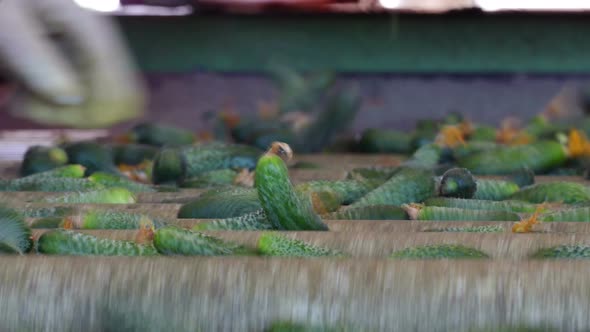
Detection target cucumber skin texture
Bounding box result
[63,142,119,175]
[151,147,186,184]
[258,233,345,258]
[402,144,441,169]
[111,143,158,165]
[422,225,504,233]
[358,128,412,154]
[15,178,104,192]
[0,207,32,254]
[20,146,68,176]
[457,141,567,175]
[153,226,252,256]
[350,168,435,208]
[21,206,74,218]
[181,143,260,178]
[129,123,195,147]
[193,209,273,231]
[80,211,167,229]
[539,207,590,222]
[474,179,520,201]
[37,230,158,256]
[1,164,85,191]
[411,206,520,221]
[439,168,477,199]
[177,187,261,219]
[391,244,488,259]
[532,245,590,259]
[295,179,377,205]
[43,188,136,204]
[255,154,328,231]
[179,169,238,188]
[510,182,590,204]
[424,197,537,213]
[323,205,408,220]
[88,172,155,193]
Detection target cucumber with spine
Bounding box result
[0,206,32,254]
[37,229,158,256]
[258,233,346,257]
[63,141,119,175]
[20,146,68,176]
[88,172,155,192]
[0,164,85,191]
[42,188,136,204]
[193,209,273,231]
[474,179,520,201]
[295,179,379,205]
[358,128,413,154]
[539,207,590,222]
[111,143,158,165]
[71,210,168,229]
[17,178,104,192]
[457,141,567,175]
[179,169,238,188]
[403,204,520,221]
[531,245,590,259]
[255,142,328,231]
[346,167,396,183]
[510,182,590,204]
[391,244,488,259]
[424,197,538,213]
[178,187,261,219]
[401,144,441,169]
[349,167,435,208]
[322,205,407,220]
[151,142,261,184]
[29,217,64,229]
[153,226,254,255]
[125,122,195,147]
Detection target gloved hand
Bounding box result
[0,0,145,128]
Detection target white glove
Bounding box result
[0,0,145,128]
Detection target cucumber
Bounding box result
[111,143,158,166]
[29,217,64,229]
[126,122,195,147]
[305,190,341,214]
[177,187,261,219]
[346,167,396,183]
[193,209,273,231]
[255,142,328,231]
[474,179,520,201]
[150,147,185,185]
[37,229,158,256]
[403,204,520,221]
[16,178,104,192]
[510,182,590,204]
[350,167,435,208]
[0,206,32,254]
[0,165,86,191]
[422,225,504,233]
[322,205,408,220]
[258,233,346,258]
[438,168,477,198]
[401,144,441,169]
[468,126,497,141]
[42,188,136,204]
[295,179,378,205]
[20,146,68,176]
[457,141,567,175]
[390,244,488,259]
[153,226,253,256]
[452,141,500,160]
[539,207,590,222]
[424,197,538,213]
[531,245,590,259]
[358,128,413,154]
[88,172,155,192]
[179,169,238,188]
[21,206,75,218]
[63,141,119,175]
[73,210,168,229]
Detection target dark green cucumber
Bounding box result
[401,144,441,169]
[17,178,104,192]
[510,182,590,204]
[255,147,328,231]
[424,197,538,213]
[111,143,158,165]
[42,188,136,204]
[295,179,378,205]
[153,226,253,256]
[0,165,86,191]
[422,225,504,233]
[474,179,521,201]
[403,204,520,221]
[539,207,590,222]
[179,169,238,188]
[74,210,168,229]
[193,209,273,231]
[452,141,500,160]
[177,187,261,219]
[63,141,119,175]
[258,233,346,257]
[127,122,195,147]
[358,128,413,154]
[20,146,68,176]
[391,244,488,259]
[21,206,75,218]
[37,230,158,256]
[322,205,408,220]
[438,168,477,198]
[507,167,535,188]
[0,206,32,254]
[29,217,64,229]
[350,168,435,208]
[346,167,396,183]
[457,141,567,175]
[88,172,155,192]
[531,245,590,259]
[150,147,185,185]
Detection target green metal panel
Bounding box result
[117,14,590,73]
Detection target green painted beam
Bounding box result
[117,14,590,73]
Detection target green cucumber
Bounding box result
[346,167,396,183]
[0,206,32,254]
[457,141,567,175]
[401,143,441,169]
[111,143,158,165]
[177,187,261,219]
[358,128,413,154]
[21,206,75,218]
[438,168,477,198]
[391,244,488,259]
[153,226,253,256]
[16,178,104,192]
[42,188,136,204]
[0,164,86,191]
[74,210,168,229]
[258,233,346,257]
[63,141,119,175]
[88,172,155,192]
[295,179,378,205]
[322,205,408,220]
[510,182,590,204]
[350,167,435,208]
[422,225,504,233]
[20,146,68,176]
[539,207,590,222]
[29,217,64,229]
[255,143,328,231]
[126,122,195,147]
[193,209,273,231]
[424,197,538,213]
[179,169,238,188]
[150,147,185,185]
[403,204,520,221]
[37,229,158,256]
[531,245,590,259]
[468,126,497,141]
[474,179,520,201]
